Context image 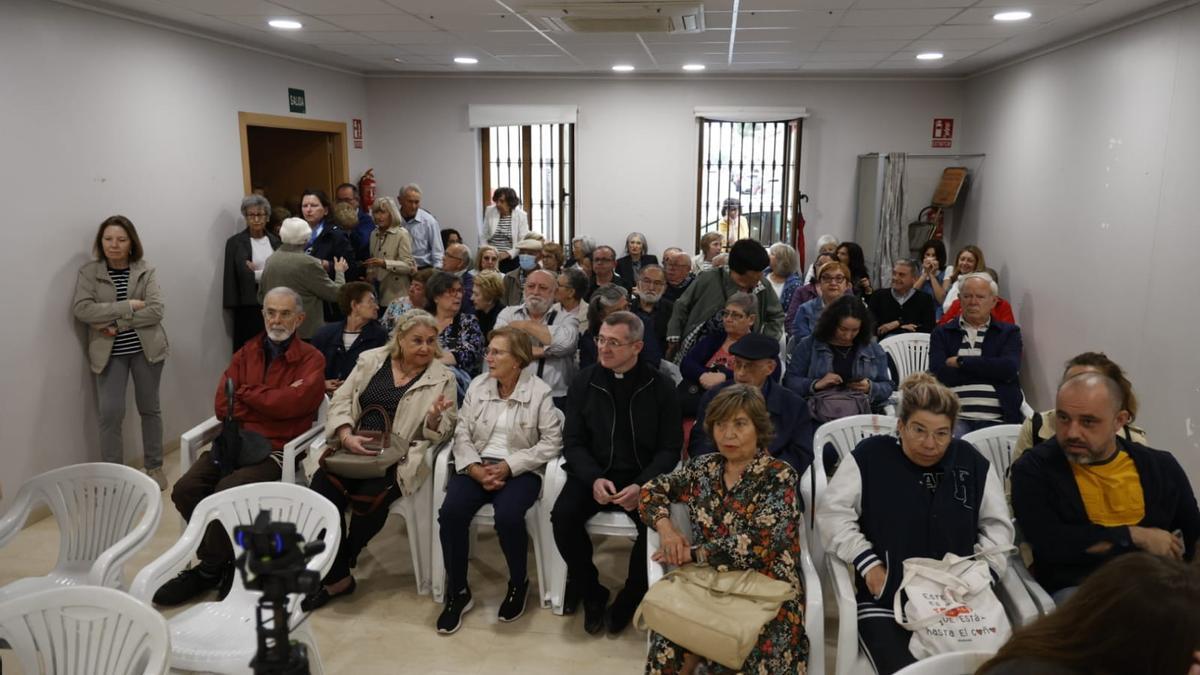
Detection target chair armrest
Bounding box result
[828,556,860,675]
[996,558,1039,627]
[0,488,35,549]
[1010,554,1055,615]
[179,416,222,476]
[129,505,216,603]
[282,425,325,485]
[647,527,665,588]
[1020,399,1034,419]
[89,476,164,588]
[800,536,825,675]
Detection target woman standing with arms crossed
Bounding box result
[73,215,169,489]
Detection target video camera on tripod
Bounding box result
[233,510,326,675]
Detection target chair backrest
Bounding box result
[880,333,931,383]
[962,424,1022,485]
[11,463,161,586]
[186,482,340,611]
[0,586,170,675]
[814,414,900,470]
[892,650,996,674]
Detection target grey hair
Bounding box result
[240,194,271,218]
[768,242,800,277]
[816,234,838,249]
[725,291,757,316]
[625,231,648,254]
[560,266,589,300]
[894,258,919,276]
[263,286,303,312]
[371,195,404,226]
[571,235,597,257]
[400,183,422,198]
[587,283,629,329]
[602,310,644,342]
[638,263,665,280]
[960,272,999,296]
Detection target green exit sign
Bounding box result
[288,88,306,114]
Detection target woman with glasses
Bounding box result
[791,260,853,341]
[223,194,281,351]
[678,292,757,416]
[816,373,1014,674]
[425,271,484,378]
[435,327,563,633]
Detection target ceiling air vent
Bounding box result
[523,2,705,34]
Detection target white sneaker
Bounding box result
[146,467,168,491]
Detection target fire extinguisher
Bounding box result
[358,169,376,211]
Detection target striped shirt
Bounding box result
[953,319,1002,422]
[490,214,514,251]
[107,268,143,357]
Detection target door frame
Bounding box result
[238,112,349,196]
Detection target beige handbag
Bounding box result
[320,404,418,480]
[633,564,795,669]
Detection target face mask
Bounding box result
[519,254,537,270]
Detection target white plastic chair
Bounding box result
[893,650,996,674]
[541,456,640,615]
[429,446,551,606]
[962,425,1056,617]
[0,586,170,675]
[130,482,339,674]
[304,435,447,596]
[644,505,825,674]
[0,463,162,601]
[179,396,329,487]
[879,333,930,385]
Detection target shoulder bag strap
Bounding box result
[537,310,559,378]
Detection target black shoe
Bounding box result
[562,579,581,615]
[216,563,236,601]
[606,588,643,635]
[582,586,609,635]
[437,588,474,635]
[498,579,529,623]
[300,577,357,612]
[152,566,223,607]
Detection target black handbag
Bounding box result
[211,378,273,476]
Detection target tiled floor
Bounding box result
[0,452,839,674]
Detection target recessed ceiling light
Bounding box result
[267,19,302,30]
[682,64,706,72]
[916,52,944,61]
[612,64,635,72]
[454,56,479,65]
[993,10,1032,21]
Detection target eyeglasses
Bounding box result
[820,275,847,283]
[594,336,637,349]
[246,212,268,220]
[903,423,952,445]
[262,308,296,320]
[721,310,749,320]
[485,347,511,357]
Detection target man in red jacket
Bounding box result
[154,287,326,607]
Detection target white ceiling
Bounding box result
[70,0,1175,76]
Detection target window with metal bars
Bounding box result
[480,124,575,245]
[695,118,803,250]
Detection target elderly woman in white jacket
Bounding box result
[480,187,530,274]
[435,326,563,634]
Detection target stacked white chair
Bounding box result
[0,463,161,600]
[879,333,931,413]
[130,482,339,674]
[0,586,170,675]
[429,445,551,606]
[179,396,329,487]
[825,424,1042,675]
[893,650,996,674]
[962,424,1056,616]
[541,456,639,614]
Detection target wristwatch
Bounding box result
[691,545,707,565]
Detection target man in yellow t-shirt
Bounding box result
[1012,372,1200,601]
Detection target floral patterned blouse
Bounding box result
[439,312,484,376]
[381,297,413,333]
[640,451,808,674]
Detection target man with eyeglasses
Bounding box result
[553,311,682,637]
[688,333,813,475]
[792,260,854,341]
[224,194,281,351]
[631,264,674,358]
[929,273,1025,437]
[587,245,630,300]
[661,249,695,302]
[155,287,326,607]
[494,269,579,408]
[868,259,936,340]
[440,242,474,313]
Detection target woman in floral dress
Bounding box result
[640,384,808,675]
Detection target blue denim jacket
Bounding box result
[783,336,894,406]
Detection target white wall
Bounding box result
[366,76,964,261]
[960,4,1200,483]
[0,0,369,506]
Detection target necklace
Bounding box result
[831,343,853,357]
